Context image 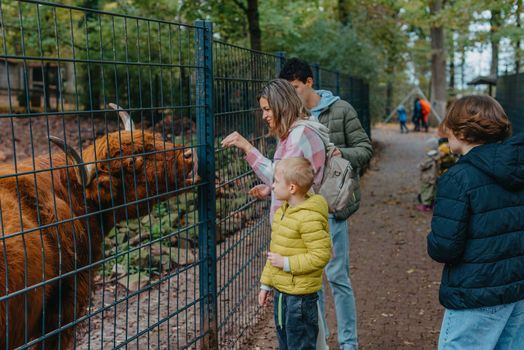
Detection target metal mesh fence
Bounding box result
[213,41,277,348]
[0,1,369,349]
[496,73,524,134]
[339,73,370,137]
[317,67,371,137]
[0,1,204,349]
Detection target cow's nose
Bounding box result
[183,149,192,159]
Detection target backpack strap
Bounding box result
[291,120,335,153]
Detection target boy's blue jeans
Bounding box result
[318,216,358,350]
[274,290,318,350]
[438,299,524,349]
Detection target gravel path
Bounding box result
[245,124,444,350]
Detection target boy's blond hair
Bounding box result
[275,157,314,195]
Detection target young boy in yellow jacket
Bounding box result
[259,157,332,350]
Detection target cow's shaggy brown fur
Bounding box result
[0,129,197,349]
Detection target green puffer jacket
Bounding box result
[317,99,373,219]
[260,194,331,295]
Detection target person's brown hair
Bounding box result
[439,95,512,144]
[257,79,309,139]
[275,157,314,195]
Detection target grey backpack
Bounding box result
[314,145,358,214]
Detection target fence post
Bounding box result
[274,51,286,76]
[195,19,218,349]
[311,63,320,89]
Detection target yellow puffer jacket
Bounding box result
[261,194,331,295]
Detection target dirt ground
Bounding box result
[244,124,445,350]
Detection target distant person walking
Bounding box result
[419,98,431,132]
[397,105,408,133]
[427,95,524,349]
[412,97,422,132]
[280,57,373,350]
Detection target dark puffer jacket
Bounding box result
[427,133,524,310]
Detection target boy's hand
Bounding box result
[267,252,284,268]
[259,290,269,306]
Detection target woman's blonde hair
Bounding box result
[257,79,309,139]
[275,157,314,195]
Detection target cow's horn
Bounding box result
[49,136,96,187]
[109,103,135,131]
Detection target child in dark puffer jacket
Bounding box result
[427,95,524,350]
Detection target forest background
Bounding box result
[40,0,524,122]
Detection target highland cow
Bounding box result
[0,104,198,349]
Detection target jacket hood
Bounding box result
[283,193,328,219]
[293,119,332,148]
[462,133,524,190]
[310,90,340,118]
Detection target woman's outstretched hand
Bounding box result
[221,131,254,154]
[248,184,271,200]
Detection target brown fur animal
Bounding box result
[0,105,197,349]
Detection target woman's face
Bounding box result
[259,97,276,130]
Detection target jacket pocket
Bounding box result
[273,271,295,291]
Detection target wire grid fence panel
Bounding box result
[317,68,339,96]
[213,40,276,348]
[496,73,524,134]
[339,73,371,138]
[0,1,207,349]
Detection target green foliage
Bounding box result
[5,0,523,120]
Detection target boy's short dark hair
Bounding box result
[439,95,512,144]
[278,58,313,83]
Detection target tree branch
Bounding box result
[232,0,248,14]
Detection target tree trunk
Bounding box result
[516,0,522,73]
[449,32,455,94]
[430,0,447,121]
[247,0,261,51]
[385,81,393,118]
[460,45,466,90]
[490,9,501,77]
[385,57,394,117]
[338,0,351,26]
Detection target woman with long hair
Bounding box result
[221,78,330,221]
[221,79,332,349]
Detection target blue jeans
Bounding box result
[319,216,358,350]
[274,290,319,350]
[438,299,524,350]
